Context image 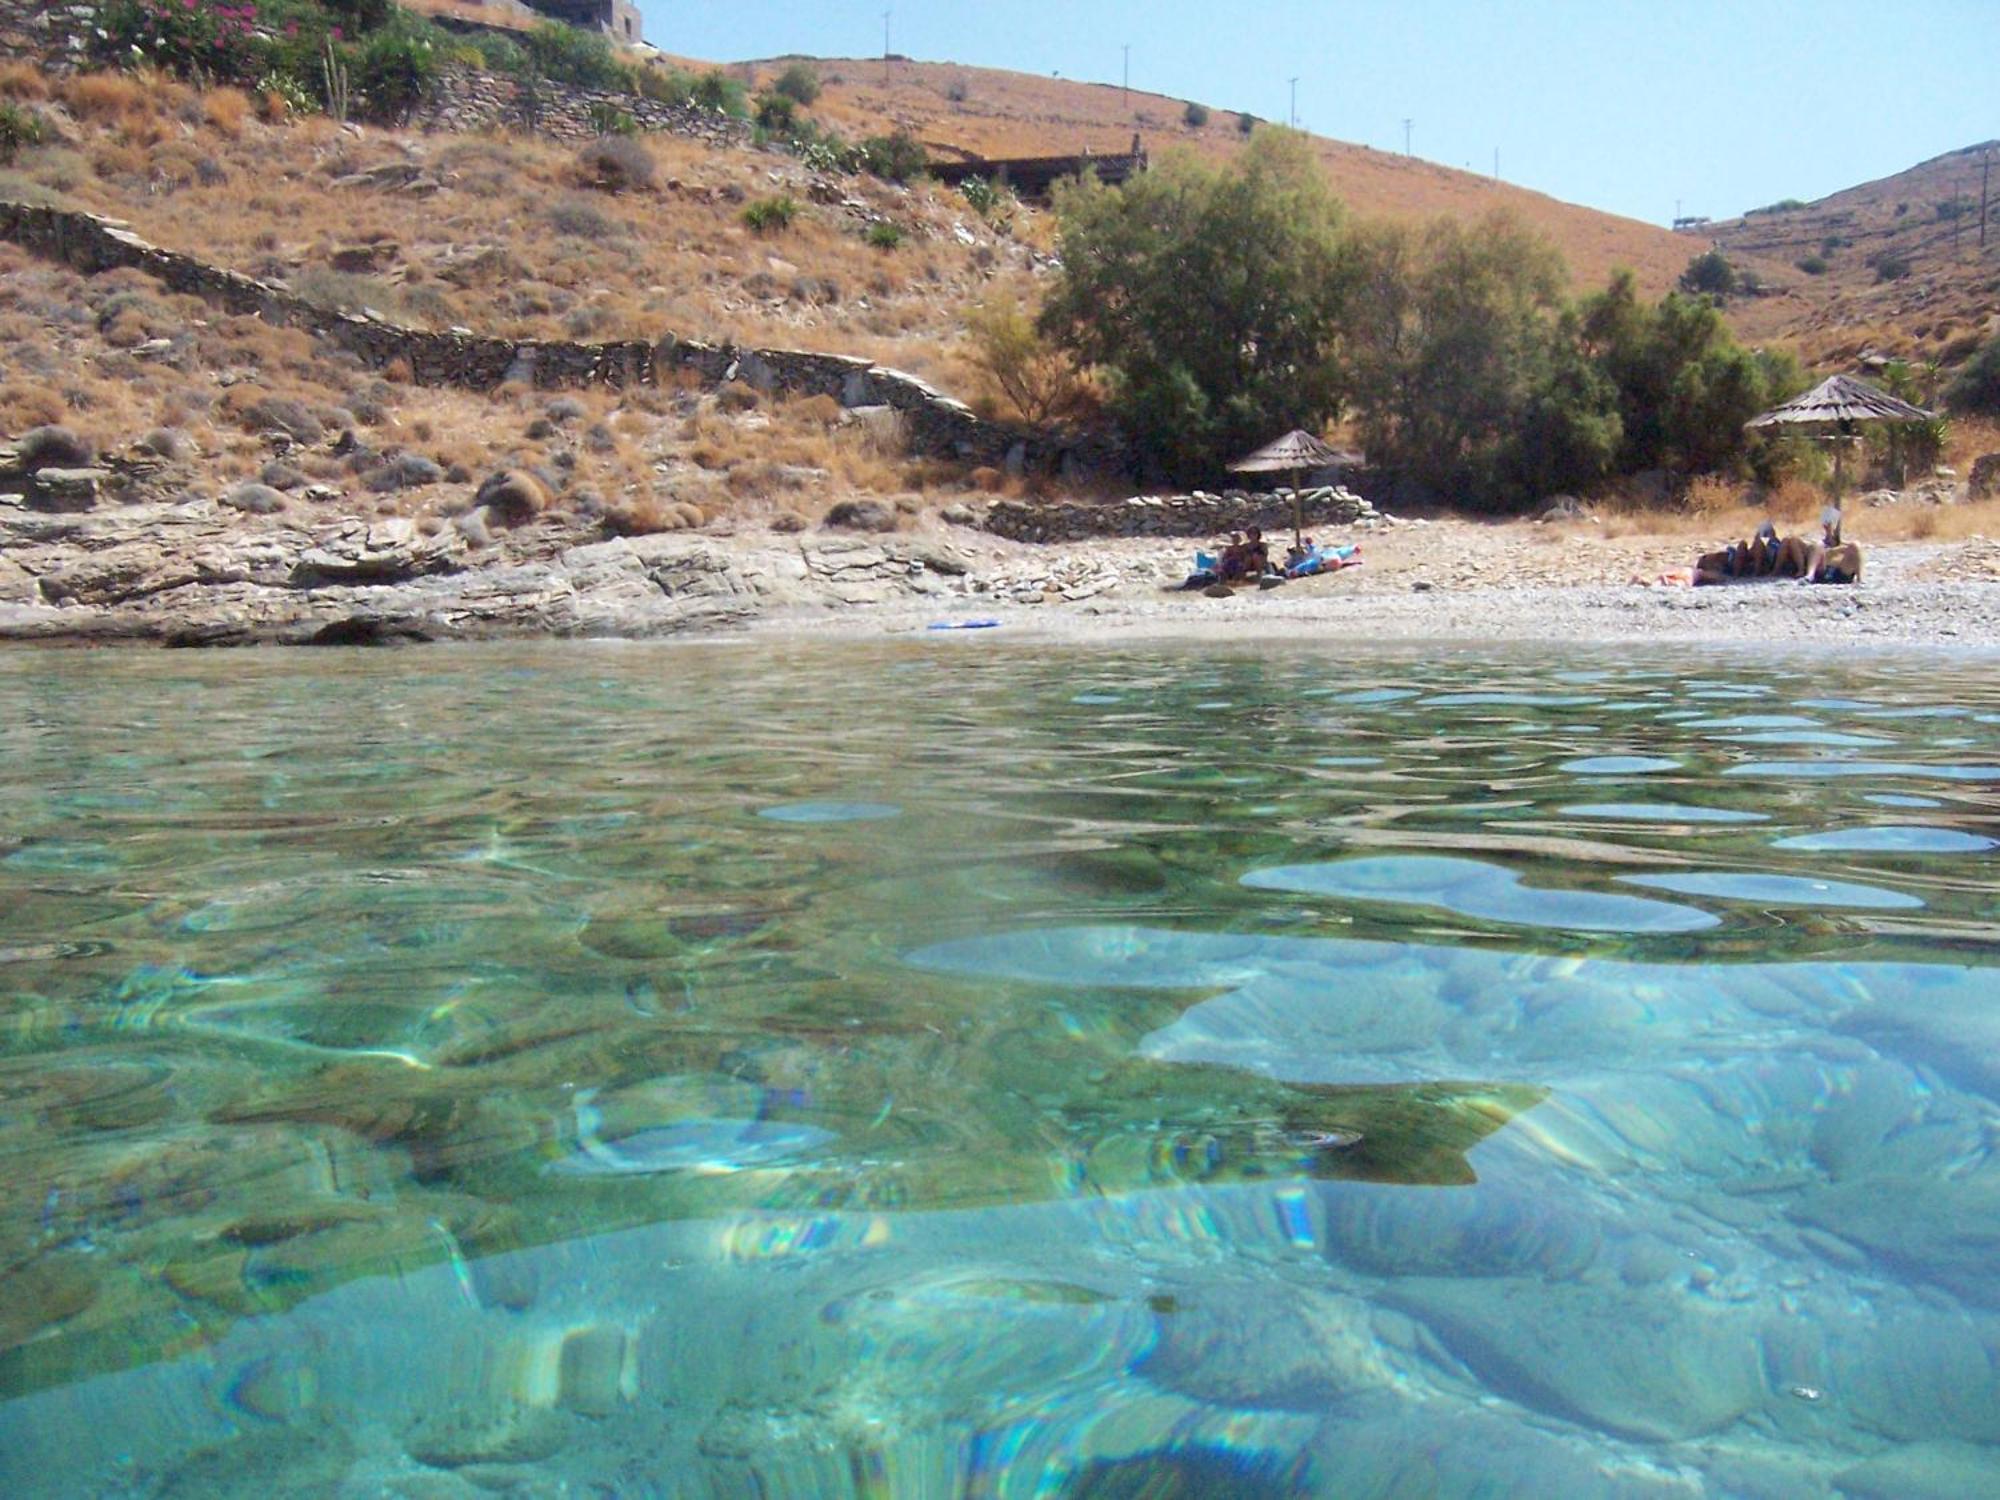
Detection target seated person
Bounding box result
[1221,527,1270,583]
[1811,509,1861,583]
[1693,521,1781,586]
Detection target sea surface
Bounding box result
[1,641,1998,1499]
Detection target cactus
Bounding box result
[321,39,350,124]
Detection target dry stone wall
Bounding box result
[409,64,752,148]
[0,200,1129,479]
[982,486,1377,542]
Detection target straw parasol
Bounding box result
[1229,430,1344,547]
[1745,374,1935,505]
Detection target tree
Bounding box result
[1039,129,1355,481]
[1580,273,1803,477]
[1946,331,2000,415]
[966,298,1087,424]
[1345,212,1605,507]
[1678,248,1737,298]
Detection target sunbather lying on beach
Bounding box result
[1692,516,1860,586]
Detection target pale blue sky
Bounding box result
[643,1,1999,225]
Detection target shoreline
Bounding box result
[5,497,2000,652]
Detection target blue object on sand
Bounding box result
[928,619,1002,631]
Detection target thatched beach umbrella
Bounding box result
[1746,374,1935,505]
[1229,430,1343,547]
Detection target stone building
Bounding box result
[522,0,642,44]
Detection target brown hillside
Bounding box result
[729,55,1698,299]
[1707,141,2000,375]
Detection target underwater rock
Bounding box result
[1318,1178,1603,1280]
[0,1254,97,1352]
[1381,1275,1766,1442]
[1136,1286,1412,1411]
[405,1401,567,1468]
[1834,1440,2000,1500]
[1792,1171,2000,1311]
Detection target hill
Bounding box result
[728,53,1698,300]
[1704,142,2000,376]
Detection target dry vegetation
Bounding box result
[0,68,1049,409]
[0,236,948,536]
[724,54,1699,298]
[1710,143,2000,372]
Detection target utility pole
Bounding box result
[1402,117,1412,156]
[882,9,891,61]
[1122,44,1129,104]
[1493,147,1499,181]
[1288,76,1298,128]
[1982,147,1991,251]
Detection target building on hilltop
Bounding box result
[519,0,642,43]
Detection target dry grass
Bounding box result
[201,88,250,139]
[0,61,49,100]
[7,72,1053,393]
[61,72,145,123]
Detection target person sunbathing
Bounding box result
[1693,521,1782,585]
[1693,516,1860,587]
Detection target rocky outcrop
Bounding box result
[0,497,1048,645]
[981,485,1377,542]
[0,200,1128,481]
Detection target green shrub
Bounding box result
[521,20,627,90]
[797,134,856,174]
[960,175,1000,216]
[772,62,820,106]
[943,74,969,103]
[865,220,903,250]
[1946,332,2000,415]
[631,65,693,105]
[859,129,926,182]
[348,13,444,118]
[0,102,45,163]
[742,194,798,234]
[1935,196,1974,222]
[587,100,636,135]
[1677,248,1737,298]
[753,91,797,132]
[468,31,529,76]
[1795,254,1829,275]
[1182,100,1209,128]
[1872,252,1912,283]
[691,70,747,117]
[1236,111,1258,135]
[1751,197,1807,214]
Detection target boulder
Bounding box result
[1969,452,2000,501]
[27,468,107,511]
[221,483,287,515]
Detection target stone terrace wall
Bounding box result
[0,200,1128,478]
[983,486,1377,542]
[409,64,753,149]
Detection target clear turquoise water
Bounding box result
[1,642,1998,1498]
